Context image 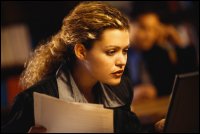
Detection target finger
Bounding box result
[28,126,47,133]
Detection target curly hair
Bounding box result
[20,1,129,89]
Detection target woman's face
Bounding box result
[84,29,130,85]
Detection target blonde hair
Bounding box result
[20,1,129,89]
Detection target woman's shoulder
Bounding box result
[17,75,59,101]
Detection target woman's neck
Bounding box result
[71,62,97,103]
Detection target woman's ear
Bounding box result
[74,43,87,60]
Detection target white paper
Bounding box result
[33,92,113,133]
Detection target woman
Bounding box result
[1,2,142,133]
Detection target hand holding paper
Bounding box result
[33,92,113,133]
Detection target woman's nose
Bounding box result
[115,54,127,68]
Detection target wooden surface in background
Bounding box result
[131,96,170,125]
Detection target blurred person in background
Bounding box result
[127,12,198,102]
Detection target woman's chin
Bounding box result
[105,77,122,86]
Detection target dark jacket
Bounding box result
[1,64,142,133]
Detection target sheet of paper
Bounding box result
[34,92,113,133]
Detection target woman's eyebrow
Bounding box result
[104,45,120,48]
[124,44,130,49]
[104,44,130,49]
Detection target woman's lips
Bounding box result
[111,70,124,78]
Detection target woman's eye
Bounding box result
[106,50,116,56]
[123,49,128,54]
